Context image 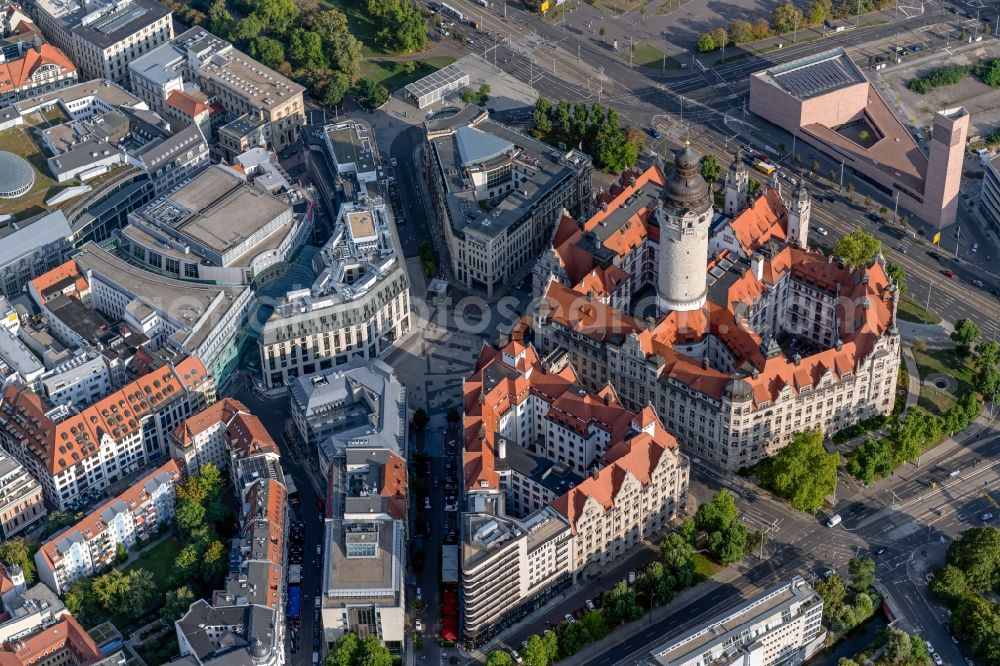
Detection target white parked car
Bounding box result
[564,614,576,624]
[932,653,943,665]
[982,512,994,521]
[815,226,829,236]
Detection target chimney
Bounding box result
[793,353,801,366]
[702,357,709,370]
[590,467,600,480]
[835,338,843,351]
[750,253,764,281]
[497,439,506,460]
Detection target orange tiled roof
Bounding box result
[728,186,787,256]
[28,260,88,305]
[380,452,407,499]
[172,397,247,448]
[243,477,285,609]
[1,358,209,475]
[0,614,101,665]
[166,89,210,117]
[0,44,74,96]
[551,408,679,531]
[543,280,643,343]
[38,459,181,571]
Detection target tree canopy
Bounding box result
[834,230,881,268]
[757,429,838,512]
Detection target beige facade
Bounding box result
[749,48,968,229]
[0,453,45,539]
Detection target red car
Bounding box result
[941,269,956,278]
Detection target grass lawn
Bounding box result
[631,42,681,70]
[316,0,384,56]
[0,127,61,219]
[655,0,692,14]
[912,346,975,417]
[123,535,183,580]
[692,552,722,582]
[897,297,942,324]
[360,56,456,91]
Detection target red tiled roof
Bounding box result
[0,44,74,96]
[0,615,101,665]
[166,89,210,117]
[28,260,88,305]
[728,186,787,256]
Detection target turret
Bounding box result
[724,150,748,217]
[787,181,811,247]
[656,143,713,313]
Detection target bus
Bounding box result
[754,160,777,175]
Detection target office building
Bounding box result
[1,4,40,59]
[0,41,77,106]
[649,577,825,666]
[117,164,303,285]
[29,0,172,83]
[460,340,689,646]
[532,153,901,470]
[288,359,407,471]
[68,241,253,384]
[0,210,73,299]
[259,199,410,388]
[34,459,182,594]
[127,26,304,156]
[980,153,1000,233]
[0,613,105,664]
[0,356,212,509]
[170,397,255,477]
[0,566,66,645]
[424,106,592,296]
[319,388,407,653]
[0,453,45,539]
[749,48,968,229]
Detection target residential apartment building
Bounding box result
[1,4,40,59]
[175,413,288,666]
[169,397,254,477]
[460,341,689,646]
[29,0,172,83]
[127,26,304,155]
[288,359,407,473]
[0,566,67,644]
[424,105,592,296]
[0,41,76,106]
[0,613,106,664]
[980,153,1000,233]
[650,577,825,665]
[0,356,212,508]
[0,453,45,538]
[34,459,181,594]
[533,152,901,471]
[68,241,253,385]
[260,199,410,388]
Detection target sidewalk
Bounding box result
[902,347,920,411]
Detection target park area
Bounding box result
[911,346,975,416]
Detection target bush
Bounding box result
[696,32,717,52]
[908,65,970,94]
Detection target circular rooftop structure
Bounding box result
[0,152,34,199]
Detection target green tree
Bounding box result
[533,97,553,134]
[580,610,608,641]
[952,318,982,357]
[847,438,893,484]
[486,651,514,666]
[122,568,156,615]
[806,0,831,25]
[975,341,1000,399]
[367,0,397,16]
[320,73,351,106]
[751,18,772,40]
[834,230,881,268]
[571,102,589,141]
[315,9,363,81]
[412,408,429,430]
[695,489,738,533]
[523,634,550,666]
[207,0,234,38]
[289,29,327,70]
[748,180,761,197]
[91,570,128,610]
[771,2,804,33]
[729,19,753,43]
[163,586,195,622]
[357,634,393,666]
[202,540,228,582]
[253,0,299,34]
[376,1,427,52]
[952,593,1000,661]
[947,527,1000,592]
[929,564,968,603]
[848,557,876,592]
[0,537,36,583]
[711,27,727,49]
[557,620,591,656]
[910,634,931,665]
[599,26,606,42]
[885,262,907,294]
[355,78,389,109]
[554,99,572,135]
[815,572,846,621]
[603,581,642,626]
[249,36,286,69]
[700,154,722,183]
[231,13,267,42]
[173,543,201,583]
[326,633,360,666]
[542,630,559,661]
[64,579,93,617]
[175,500,206,537]
[882,627,913,665]
[636,561,674,606]
[660,533,696,590]
[709,521,750,565]
[696,32,717,52]
[838,659,860,666]
[679,516,697,545]
[858,129,871,143]
[758,430,838,512]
